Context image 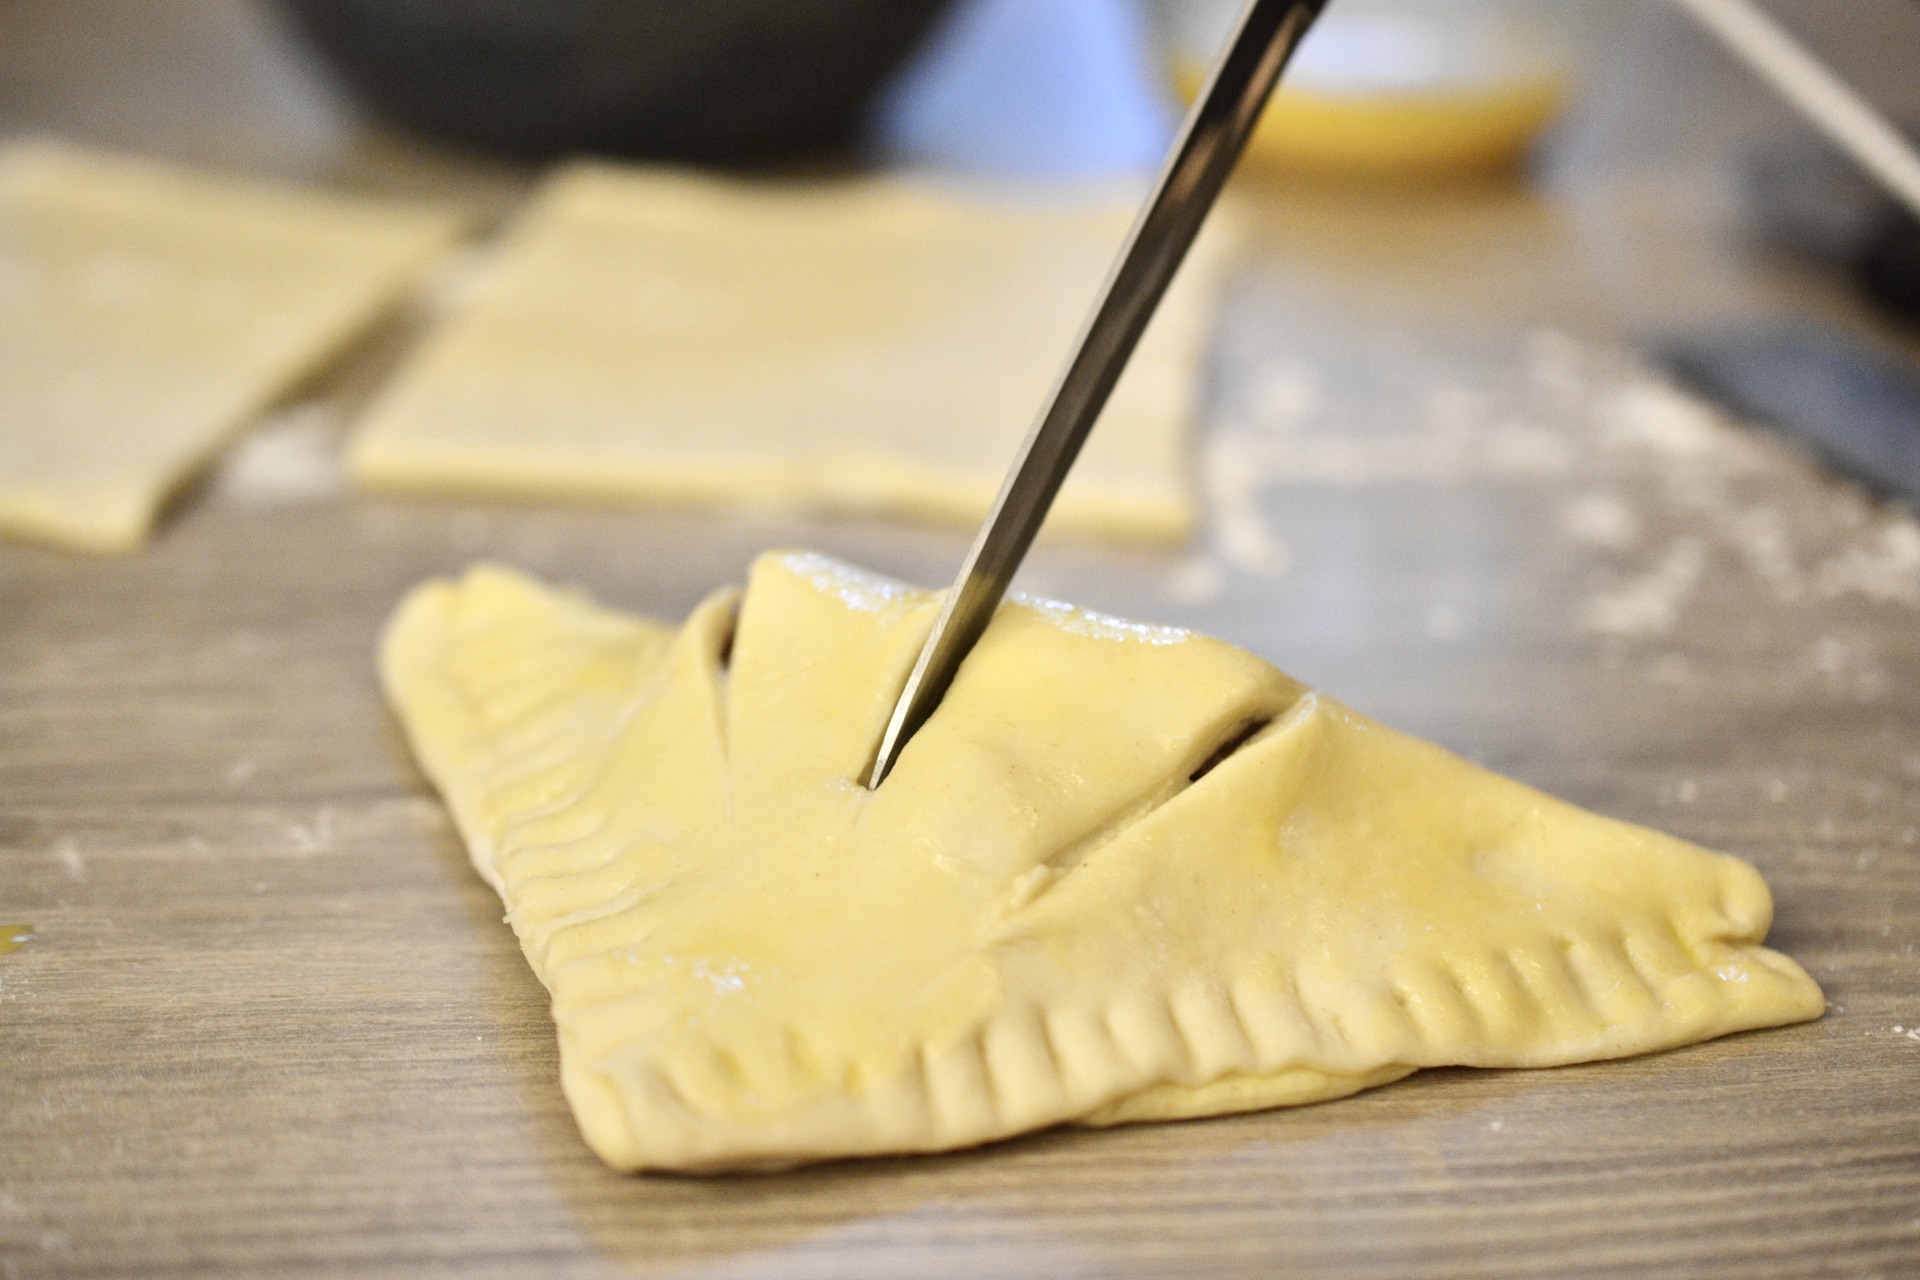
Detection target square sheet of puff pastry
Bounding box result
[348,163,1235,543]
[0,141,465,553]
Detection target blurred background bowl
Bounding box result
[1153,0,1592,181]
[270,0,954,165]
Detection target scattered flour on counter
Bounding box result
[52,839,84,882]
[1815,522,1920,607]
[1559,491,1641,550]
[1200,429,1293,576]
[211,404,344,506]
[1659,777,1700,805]
[286,806,337,855]
[1215,506,1293,577]
[1526,333,1920,631]
[1205,316,1920,661]
[1723,505,1805,603]
[1581,538,1707,637]
[1238,359,1323,430]
[1600,377,1758,464]
[1479,419,1576,477]
[1811,636,1890,703]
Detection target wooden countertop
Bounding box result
[4,7,1920,1273]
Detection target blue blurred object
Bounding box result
[1663,324,1920,506]
[872,0,1178,179]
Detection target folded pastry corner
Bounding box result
[380,551,1822,1173]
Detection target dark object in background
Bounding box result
[1663,324,1920,507]
[1746,131,1920,327]
[271,0,953,165]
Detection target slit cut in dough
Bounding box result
[0,141,465,553]
[349,164,1233,542]
[379,552,1823,1173]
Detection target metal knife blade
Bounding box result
[867,0,1328,788]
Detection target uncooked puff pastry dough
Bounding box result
[0,141,463,553]
[349,164,1230,542]
[381,552,1823,1173]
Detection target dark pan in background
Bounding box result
[271,0,954,164]
[1745,128,1920,327]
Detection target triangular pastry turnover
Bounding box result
[380,552,1823,1172]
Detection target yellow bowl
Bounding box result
[1175,65,1567,179]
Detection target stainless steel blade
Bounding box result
[867,0,1328,788]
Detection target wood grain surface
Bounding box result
[5,7,1920,1275]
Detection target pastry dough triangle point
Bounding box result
[381,551,1822,1172]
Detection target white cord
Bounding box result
[1673,0,1920,220]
